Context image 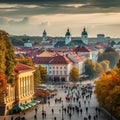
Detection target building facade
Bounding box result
[0,63,35,115]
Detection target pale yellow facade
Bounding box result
[15,70,34,105]
[0,67,35,115]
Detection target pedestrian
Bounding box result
[48,101,50,105]
[86,107,88,113]
[88,114,91,120]
[98,108,101,115]
[35,108,37,114]
[34,114,37,120]
[11,116,14,120]
[95,107,98,113]
[69,113,72,120]
[54,117,57,120]
[84,100,86,105]
[94,115,96,120]
[96,114,98,120]
[51,108,54,114]
[80,108,83,115]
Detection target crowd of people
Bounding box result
[33,83,102,120]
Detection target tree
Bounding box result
[69,67,79,83]
[95,63,103,77]
[0,71,7,105]
[84,59,96,78]
[34,67,42,88]
[117,59,120,68]
[0,30,16,85]
[19,55,34,67]
[95,67,120,119]
[97,47,119,68]
[100,60,110,72]
[39,65,48,83]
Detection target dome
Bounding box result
[43,30,47,35]
[82,28,88,35]
[65,29,71,36]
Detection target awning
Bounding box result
[19,105,25,110]
[12,105,24,111]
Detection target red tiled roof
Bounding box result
[33,55,73,64]
[15,63,34,73]
[33,57,52,64]
[74,46,90,52]
[49,56,72,64]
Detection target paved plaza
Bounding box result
[0,81,114,120]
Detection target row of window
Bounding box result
[45,66,67,69]
[49,71,67,75]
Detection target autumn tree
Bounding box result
[69,67,80,83]
[100,60,110,72]
[95,67,120,119]
[0,30,16,85]
[19,55,34,67]
[34,67,42,88]
[0,71,7,106]
[39,65,48,83]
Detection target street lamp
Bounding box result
[61,100,64,120]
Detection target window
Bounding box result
[49,67,51,69]
[56,71,58,75]
[53,67,55,69]
[49,71,51,74]
[64,66,66,69]
[60,66,62,69]
[64,71,67,75]
[56,66,58,69]
[60,71,62,75]
[53,71,55,74]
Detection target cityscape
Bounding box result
[0,0,120,120]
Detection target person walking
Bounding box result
[51,108,54,114]
[11,116,14,120]
[88,114,91,120]
[34,114,37,120]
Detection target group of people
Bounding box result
[49,83,101,120]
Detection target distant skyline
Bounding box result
[0,0,120,37]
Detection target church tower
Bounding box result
[81,28,88,45]
[42,30,47,41]
[65,28,71,44]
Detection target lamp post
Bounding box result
[61,100,64,120]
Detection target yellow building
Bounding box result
[15,63,35,105]
[0,63,35,115]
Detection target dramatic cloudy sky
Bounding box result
[0,0,120,37]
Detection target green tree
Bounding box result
[85,59,96,78]
[69,67,79,83]
[39,65,48,83]
[98,47,119,68]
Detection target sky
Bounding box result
[0,0,120,37]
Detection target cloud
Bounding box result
[0,18,7,25]
[8,17,29,25]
